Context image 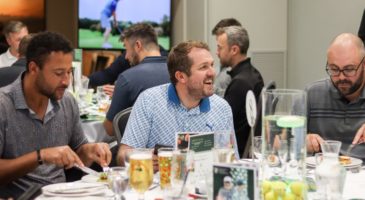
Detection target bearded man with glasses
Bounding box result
[306,33,365,161]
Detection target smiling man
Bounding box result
[306,33,365,160]
[0,32,111,198]
[117,40,235,164]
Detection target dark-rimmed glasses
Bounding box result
[326,56,365,77]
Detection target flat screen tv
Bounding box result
[78,0,171,50]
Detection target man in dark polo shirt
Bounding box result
[0,32,112,198]
[306,33,365,160]
[216,26,264,157]
[103,23,170,136]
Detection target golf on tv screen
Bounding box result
[78,0,171,50]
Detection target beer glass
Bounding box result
[129,148,154,200]
[158,147,173,190]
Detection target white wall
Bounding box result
[172,0,288,87]
[287,0,365,89]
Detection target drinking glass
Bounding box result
[213,147,235,163]
[214,131,235,149]
[253,136,262,161]
[107,167,128,200]
[129,148,154,200]
[158,148,173,190]
[169,149,194,199]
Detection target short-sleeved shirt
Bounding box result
[306,78,365,159]
[0,74,88,195]
[106,56,170,121]
[0,49,17,68]
[121,83,235,149]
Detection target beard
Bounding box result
[186,78,215,100]
[128,51,140,67]
[36,74,68,100]
[333,73,364,97]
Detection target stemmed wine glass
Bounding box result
[129,148,154,200]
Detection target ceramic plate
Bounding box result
[42,182,106,197]
[81,174,109,185]
[306,156,363,169]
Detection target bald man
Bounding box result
[306,33,365,160]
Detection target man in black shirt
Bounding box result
[216,26,264,157]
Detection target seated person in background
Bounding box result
[117,40,235,165]
[103,23,170,136]
[211,18,242,97]
[0,31,111,198]
[0,21,28,68]
[0,34,33,87]
[216,26,264,157]
[306,33,365,160]
[11,34,33,68]
[88,46,168,97]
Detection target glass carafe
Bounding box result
[315,140,346,200]
[261,89,307,200]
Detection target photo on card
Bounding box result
[175,132,198,150]
[213,163,258,200]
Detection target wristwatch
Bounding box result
[36,149,43,165]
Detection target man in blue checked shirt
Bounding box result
[117,40,237,166]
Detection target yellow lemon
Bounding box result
[290,181,306,197]
[262,180,272,195]
[272,181,287,197]
[264,191,277,200]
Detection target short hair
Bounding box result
[212,18,242,35]
[216,26,249,55]
[18,34,34,57]
[120,23,158,51]
[26,31,73,71]
[167,40,210,85]
[3,21,27,38]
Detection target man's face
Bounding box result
[184,48,216,99]
[124,39,140,66]
[6,27,28,53]
[328,48,365,97]
[224,180,233,189]
[34,52,73,100]
[216,33,233,68]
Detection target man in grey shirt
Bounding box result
[306,33,365,160]
[0,32,112,198]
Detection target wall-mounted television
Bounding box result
[78,0,171,51]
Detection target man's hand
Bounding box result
[103,84,114,97]
[77,143,112,167]
[40,146,84,169]
[306,133,324,153]
[353,123,365,144]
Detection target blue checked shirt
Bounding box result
[121,83,235,149]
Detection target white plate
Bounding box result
[42,182,106,197]
[306,156,363,168]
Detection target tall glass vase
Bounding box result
[261,89,307,200]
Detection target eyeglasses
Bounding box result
[326,56,365,77]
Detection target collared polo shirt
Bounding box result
[306,78,365,159]
[121,83,235,149]
[0,74,87,195]
[0,49,17,68]
[106,56,169,121]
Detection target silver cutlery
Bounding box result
[74,164,100,177]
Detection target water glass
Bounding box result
[213,147,235,163]
[158,148,173,190]
[214,131,235,148]
[168,149,194,199]
[107,167,128,200]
